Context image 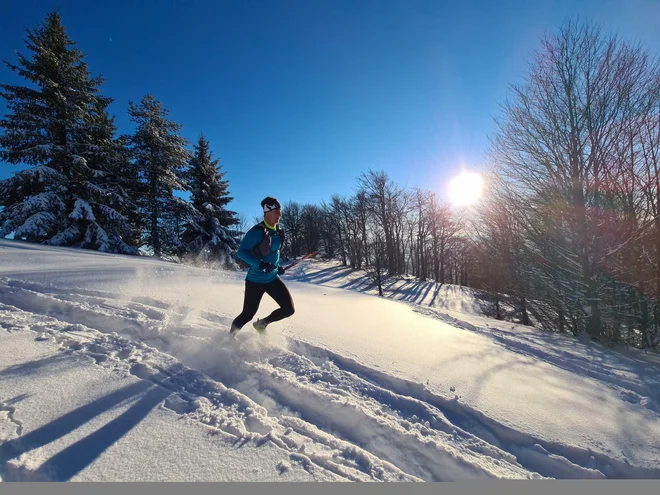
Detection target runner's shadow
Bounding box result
[34,385,171,480]
[1,380,171,481]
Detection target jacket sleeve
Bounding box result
[236,228,263,269]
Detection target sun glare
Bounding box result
[448,171,483,205]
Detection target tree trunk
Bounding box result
[520,296,530,326]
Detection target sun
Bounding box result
[448,171,483,205]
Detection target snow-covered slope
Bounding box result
[1,239,659,481]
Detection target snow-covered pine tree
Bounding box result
[180,134,241,268]
[0,11,137,253]
[112,133,145,249]
[127,95,190,258]
[73,97,140,253]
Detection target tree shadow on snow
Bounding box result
[0,352,75,379]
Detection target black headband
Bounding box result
[263,203,280,213]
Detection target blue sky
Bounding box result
[2,0,659,222]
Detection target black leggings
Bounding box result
[231,278,295,330]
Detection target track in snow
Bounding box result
[2,277,656,480]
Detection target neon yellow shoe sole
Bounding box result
[252,319,268,333]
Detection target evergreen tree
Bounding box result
[181,134,240,268]
[127,94,189,258]
[113,133,144,248]
[0,11,137,253]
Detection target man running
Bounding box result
[230,196,295,334]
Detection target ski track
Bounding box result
[1,276,657,481]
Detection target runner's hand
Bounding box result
[259,261,275,272]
